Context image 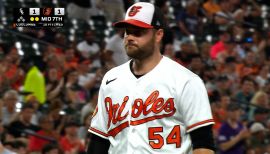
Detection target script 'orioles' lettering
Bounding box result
[105,90,176,129]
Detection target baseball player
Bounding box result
[87,2,215,154]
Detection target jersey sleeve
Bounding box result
[88,82,109,139]
[178,77,214,133]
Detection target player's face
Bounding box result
[124,26,156,59]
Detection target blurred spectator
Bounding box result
[222,57,239,91]
[0,106,4,134]
[251,90,269,108]
[175,39,198,67]
[210,30,232,60]
[212,95,231,137]
[199,42,213,66]
[59,121,85,154]
[255,65,270,88]
[248,108,269,127]
[38,28,58,43]
[211,102,221,138]
[188,53,205,77]
[77,30,101,68]
[6,47,20,66]
[248,90,269,121]
[46,68,65,103]
[267,118,270,133]
[1,90,18,126]
[80,88,99,124]
[42,143,63,154]
[64,48,79,72]
[1,55,23,91]
[235,51,259,78]
[217,103,250,154]
[64,69,84,105]
[25,94,42,125]
[45,54,65,79]
[204,66,218,97]
[155,0,170,24]
[214,75,232,97]
[0,141,16,154]
[242,0,262,29]
[47,99,65,135]
[76,60,101,105]
[96,0,124,22]
[7,103,40,139]
[28,115,60,153]
[163,43,175,60]
[104,28,128,66]
[248,122,269,154]
[250,30,266,54]
[78,112,93,146]
[220,95,231,114]
[238,32,256,57]
[176,0,202,38]
[77,60,101,91]
[214,0,235,31]
[203,0,221,18]
[3,140,27,154]
[266,144,270,154]
[54,33,66,55]
[2,142,15,153]
[0,67,9,99]
[4,47,23,90]
[264,35,270,61]
[66,0,92,21]
[234,77,256,106]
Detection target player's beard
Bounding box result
[125,35,156,60]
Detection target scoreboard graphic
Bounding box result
[13,8,65,27]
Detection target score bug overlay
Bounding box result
[13,8,65,27]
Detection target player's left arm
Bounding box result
[190,125,216,153]
[178,76,216,153]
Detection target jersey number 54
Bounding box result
[148,125,181,149]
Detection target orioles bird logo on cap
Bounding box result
[43,8,52,16]
[128,6,142,17]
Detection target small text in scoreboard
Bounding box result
[13,8,65,27]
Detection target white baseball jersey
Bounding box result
[89,56,214,154]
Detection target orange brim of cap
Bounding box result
[113,19,153,28]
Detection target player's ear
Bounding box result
[155,29,164,43]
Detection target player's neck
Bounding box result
[132,53,163,76]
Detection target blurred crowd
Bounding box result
[0,0,270,154]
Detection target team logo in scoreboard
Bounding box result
[13,8,65,27]
[43,8,52,16]
[19,8,24,15]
